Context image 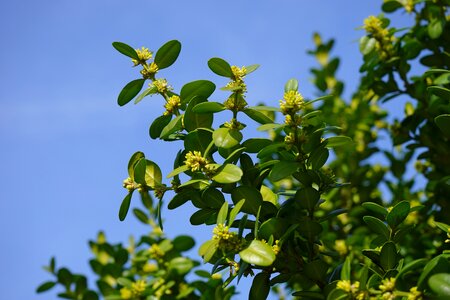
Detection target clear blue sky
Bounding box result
[0,1,412,299]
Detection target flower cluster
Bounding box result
[337,279,360,294]
[122,177,142,192]
[363,16,395,60]
[148,244,165,260]
[132,47,153,66]
[279,90,304,115]
[213,224,243,252]
[153,78,171,94]
[120,279,147,299]
[164,95,181,116]
[184,151,209,172]
[379,277,396,300]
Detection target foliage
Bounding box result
[39,1,450,299]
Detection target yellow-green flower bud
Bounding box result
[164,95,181,116]
[132,47,153,66]
[184,151,209,172]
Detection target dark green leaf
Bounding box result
[132,208,149,224]
[309,147,329,170]
[325,136,353,148]
[380,242,398,271]
[173,235,195,252]
[297,220,322,239]
[258,218,288,240]
[243,108,273,124]
[418,255,450,289]
[134,86,157,104]
[231,186,263,215]
[119,193,132,221]
[192,102,226,113]
[435,114,450,137]
[362,202,388,217]
[149,114,172,139]
[160,115,183,139]
[386,200,410,229]
[118,79,146,106]
[184,129,213,153]
[363,216,390,240]
[208,57,233,77]
[341,255,352,281]
[249,272,270,300]
[201,187,225,209]
[82,291,99,300]
[295,187,320,211]
[112,42,139,60]
[184,97,213,132]
[428,86,450,99]
[154,40,181,69]
[180,80,216,103]
[242,138,272,153]
[168,189,199,209]
[304,260,328,281]
[292,291,324,299]
[36,281,56,293]
[190,208,215,225]
[268,160,300,182]
[381,1,403,13]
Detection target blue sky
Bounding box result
[0,1,413,299]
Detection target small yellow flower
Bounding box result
[211,273,222,280]
[132,47,153,66]
[184,151,209,172]
[153,78,170,93]
[212,224,243,251]
[120,287,133,299]
[280,90,304,115]
[379,277,396,292]
[164,95,181,115]
[143,263,158,273]
[334,239,348,256]
[408,286,422,300]
[272,240,281,255]
[336,280,360,294]
[148,244,165,259]
[231,65,247,80]
[382,292,395,300]
[123,177,137,192]
[131,279,146,295]
[363,16,383,34]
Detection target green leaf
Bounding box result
[36,281,56,293]
[428,18,445,39]
[167,165,189,178]
[149,114,172,139]
[249,272,270,300]
[292,291,324,299]
[284,78,298,92]
[360,36,377,55]
[184,129,213,154]
[362,202,388,217]
[295,187,320,211]
[268,160,300,182]
[231,186,263,215]
[190,208,215,225]
[257,123,286,131]
[173,235,195,252]
[208,57,233,77]
[184,97,213,132]
[201,187,225,209]
[212,128,242,149]
[82,291,99,300]
[380,242,398,271]
[428,86,450,99]
[132,208,149,224]
[429,273,450,296]
[192,101,226,113]
[363,216,390,240]
[245,64,260,74]
[211,164,243,184]
[386,200,410,229]
[134,86,157,104]
[144,160,162,188]
[133,158,147,184]
[308,147,329,170]
[154,40,181,69]
[304,260,328,281]
[127,151,145,179]
[381,1,403,13]
[217,201,229,225]
[57,268,73,286]
[118,79,146,106]
[341,255,351,281]
[297,220,323,239]
[160,115,183,139]
[180,80,216,104]
[119,193,132,221]
[435,221,450,233]
[229,199,245,225]
[258,217,288,240]
[325,136,353,148]
[243,108,273,124]
[168,190,198,210]
[112,42,139,60]
[396,258,427,280]
[198,239,218,262]
[418,255,450,289]
[435,114,450,137]
[168,257,194,275]
[240,240,276,266]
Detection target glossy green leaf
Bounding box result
[428,86,450,99]
[360,36,377,55]
[429,273,450,296]
[381,1,403,13]
[118,79,145,106]
[211,164,243,184]
[362,202,388,217]
[258,218,288,240]
[435,114,450,136]
[112,42,139,60]
[184,129,213,154]
[240,240,276,266]
[217,201,228,225]
[268,160,300,182]
[36,281,56,293]
[435,221,450,233]
[168,190,199,210]
[284,78,299,92]
[134,86,157,104]
[363,216,390,240]
[229,199,245,225]
[249,272,270,300]
[144,160,162,188]
[232,186,263,215]
[149,114,172,139]
[127,151,145,179]
[418,255,450,289]
[295,187,320,211]
[386,200,410,229]
[190,208,215,225]
[133,158,147,184]
[208,57,233,77]
[212,128,242,149]
[309,147,329,170]
[160,115,183,139]
[325,289,347,300]
[119,192,132,221]
[201,187,225,209]
[223,147,246,165]
[396,258,427,280]
[325,136,353,148]
[243,108,273,124]
[184,97,213,132]
[192,101,226,113]
[180,80,216,103]
[154,40,181,69]
[380,242,398,271]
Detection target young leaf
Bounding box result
[154,40,181,69]
[239,240,276,267]
[208,57,233,77]
[160,115,183,139]
[229,199,245,225]
[212,128,242,149]
[211,164,243,184]
[112,42,139,60]
[118,79,146,106]
[284,78,298,92]
[217,201,229,225]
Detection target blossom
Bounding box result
[184,151,209,172]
